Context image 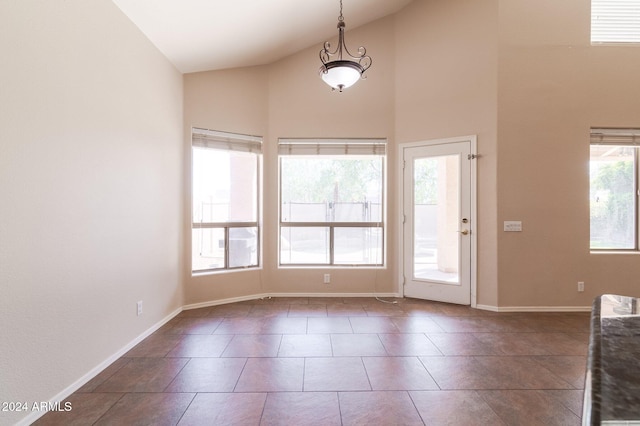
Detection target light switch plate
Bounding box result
[504,221,522,232]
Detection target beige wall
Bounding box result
[183,2,501,306]
[395,0,499,307]
[497,0,640,307]
[184,0,640,310]
[183,67,269,304]
[266,16,398,296]
[0,1,183,424]
[183,17,397,303]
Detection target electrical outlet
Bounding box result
[577,282,585,292]
[323,274,331,284]
[137,300,143,316]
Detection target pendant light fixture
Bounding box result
[319,0,372,92]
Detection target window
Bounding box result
[192,128,261,272]
[590,128,640,250]
[278,138,386,266]
[591,0,640,44]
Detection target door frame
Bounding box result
[397,135,478,307]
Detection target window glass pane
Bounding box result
[229,227,258,268]
[281,202,327,222]
[280,227,329,264]
[193,147,257,223]
[334,227,383,265]
[192,228,225,271]
[280,157,383,223]
[590,145,636,249]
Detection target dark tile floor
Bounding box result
[34,297,590,425]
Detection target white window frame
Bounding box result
[591,0,640,44]
[278,138,387,267]
[590,128,640,251]
[191,127,262,273]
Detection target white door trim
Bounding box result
[397,135,477,308]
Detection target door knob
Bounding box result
[459,229,469,235]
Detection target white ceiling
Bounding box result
[111,0,414,74]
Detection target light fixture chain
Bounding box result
[339,0,344,22]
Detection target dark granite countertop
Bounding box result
[584,294,640,425]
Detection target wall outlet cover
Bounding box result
[504,221,523,232]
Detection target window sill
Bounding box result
[278,265,386,270]
[192,266,261,277]
[590,250,640,255]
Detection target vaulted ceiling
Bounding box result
[112,0,414,73]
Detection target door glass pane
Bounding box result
[280,227,329,264]
[413,155,460,283]
[334,227,383,265]
[192,228,225,271]
[590,145,635,249]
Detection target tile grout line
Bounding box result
[89,392,128,426]
[171,392,198,426]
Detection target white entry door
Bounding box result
[402,137,476,305]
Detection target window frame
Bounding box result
[589,128,640,252]
[191,127,262,273]
[278,138,387,267]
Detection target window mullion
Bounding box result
[193,222,258,228]
[633,147,640,251]
[329,226,335,265]
[224,227,229,269]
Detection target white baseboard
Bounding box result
[270,292,401,299]
[475,304,499,312]
[477,304,591,313]
[183,292,402,311]
[183,293,270,310]
[17,307,182,426]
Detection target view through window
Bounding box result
[590,128,639,250]
[192,128,261,272]
[279,139,386,266]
